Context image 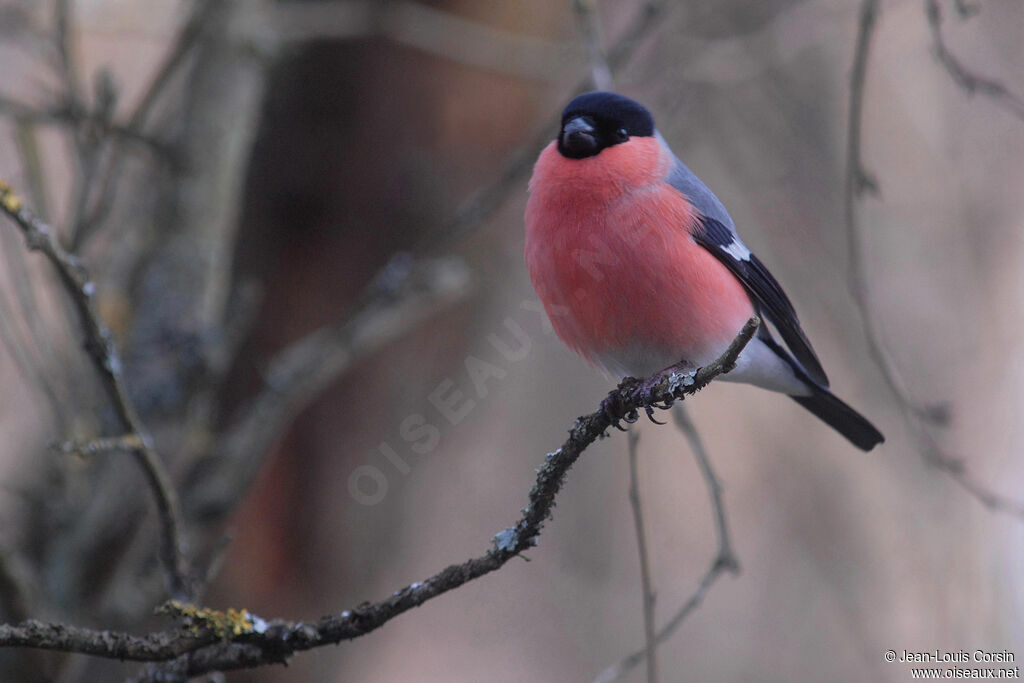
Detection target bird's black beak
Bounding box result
[560,116,598,158]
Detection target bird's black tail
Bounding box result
[790,389,884,452]
[755,328,883,451]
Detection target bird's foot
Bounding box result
[629,360,694,424]
[600,363,689,430]
[600,376,643,431]
[628,375,676,425]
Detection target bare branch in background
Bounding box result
[67,72,116,250]
[0,181,191,598]
[0,0,672,639]
[574,0,613,91]
[924,0,1024,122]
[184,255,472,521]
[595,407,739,683]
[70,0,214,250]
[845,0,1024,518]
[0,320,760,679]
[432,0,671,252]
[0,95,167,153]
[54,0,84,112]
[672,408,739,574]
[0,2,264,629]
[845,0,891,389]
[626,430,658,683]
[127,2,212,133]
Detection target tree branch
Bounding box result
[0,180,191,598]
[0,318,759,680]
[673,408,739,573]
[924,0,1024,122]
[574,0,613,91]
[69,0,214,249]
[594,407,739,683]
[0,95,167,153]
[626,430,658,683]
[844,0,1024,518]
[0,619,219,661]
[53,0,84,114]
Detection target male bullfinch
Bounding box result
[524,91,883,451]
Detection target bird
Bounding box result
[524,91,883,451]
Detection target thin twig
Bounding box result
[924,0,1024,122]
[626,430,658,683]
[0,320,760,679]
[53,0,83,113]
[905,425,1024,517]
[70,0,212,249]
[0,95,167,152]
[846,1,946,422]
[672,408,739,573]
[54,0,111,246]
[844,0,1024,518]
[127,2,212,133]
[574,0,613,91]
[845,0,912,416]
[0,180,191,598]
[594,408,739,683]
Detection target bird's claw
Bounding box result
[643,404,665,425]
[600,370,682,430]
[630,376,677,424]
[600,377,645,430]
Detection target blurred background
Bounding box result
[0,0,1022,681]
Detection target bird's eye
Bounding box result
[614,128,629,142]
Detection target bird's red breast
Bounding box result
[524,137,754,377]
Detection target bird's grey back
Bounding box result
[658,132,737,234]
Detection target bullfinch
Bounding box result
[524,91,883,451]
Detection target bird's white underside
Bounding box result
[594,335,811,396]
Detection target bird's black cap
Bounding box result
[561,92,655,136]
[557,91,655,159]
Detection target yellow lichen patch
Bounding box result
[159,600,256,639]
[0,180,23,213]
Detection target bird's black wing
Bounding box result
[692,215,829,387]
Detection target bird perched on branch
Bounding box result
[524,91,883,451]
